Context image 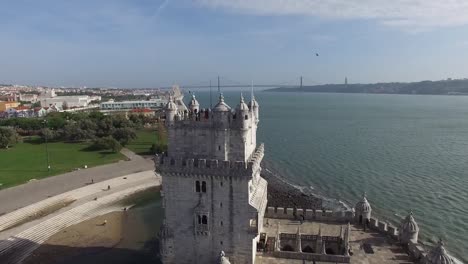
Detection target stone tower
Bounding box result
[156,93,267,264]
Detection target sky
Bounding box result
[1,0,468,88]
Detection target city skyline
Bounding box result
[1,0,468,88]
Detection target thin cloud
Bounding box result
[196,0,468,30]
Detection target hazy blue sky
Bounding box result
[1,0,468,88]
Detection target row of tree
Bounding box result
[0,111,163,153]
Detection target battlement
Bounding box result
[168,109,255,130]
[155,144,265,177]
[265,206,354,223]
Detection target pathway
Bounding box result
[0,151,154,215]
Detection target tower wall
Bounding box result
[167,112,257,162]
[157,146,265,264]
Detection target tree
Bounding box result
[0,127,18,149]
[31,101,41,108]
[39,128,57,142]
[90,136,122,153]
[62,101,69,110]
[62,123,93,142]
[96,117,114,137]
[112,127,136,146]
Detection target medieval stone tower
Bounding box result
[156,93,268,264]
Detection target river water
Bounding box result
[131,91,468,261]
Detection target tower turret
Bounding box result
[212,93,231,128]
[399,211,419,244]
[425,239,455,264]
[165,96,178,125]
[236,93,250,129]
[188,94,200,114]
[355,193,372,224]
[249,94,259,123]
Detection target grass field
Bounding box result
[0,139,124,189]
[126,128,166,155]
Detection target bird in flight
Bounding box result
[316,53,319,56]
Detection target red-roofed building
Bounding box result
[130,108,155,117]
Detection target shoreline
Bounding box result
[23,199,163,264]
[262,161,350,211]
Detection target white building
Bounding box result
[100,99,166,110]
[156,93,267,264]
[38,89,101,108]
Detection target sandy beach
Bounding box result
[23,196,163,264]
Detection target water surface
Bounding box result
[191,91,468,261]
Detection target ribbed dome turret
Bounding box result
[249,98,258,108]
[355,193,372,213]
[166,96,177,110]
[213,93,231,112]
[401,211,419,233]
[425,240,454,264]
[188,94,199,112]
[237,94,249,112]
[399,211,419,243]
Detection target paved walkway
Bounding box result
[349,225,412,264]
[0,170,160,264]
[0,152,154,215]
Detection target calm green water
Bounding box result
[189,91,468,261]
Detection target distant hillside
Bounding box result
[266,79,468,95]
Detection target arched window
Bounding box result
[218,145,221,151]
[197,215,202,224]
[302,245,314,253]
[195,181,200,192]
[244,115,248,120]
[202,215,208,225]
[202,181,207,193]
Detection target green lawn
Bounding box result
[126,128,166,155]
[0,140,124,189]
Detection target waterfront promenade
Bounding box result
[0,148,153,215]
[0,170,160,263]
[0,148,159,263]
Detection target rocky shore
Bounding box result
[261,164,323,210]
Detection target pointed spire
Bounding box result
[219,93,224,103]
[251,80,255,101]
[240,92,245,103]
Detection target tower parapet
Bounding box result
[165,92,260,162]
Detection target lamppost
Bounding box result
[42,119,50,172]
